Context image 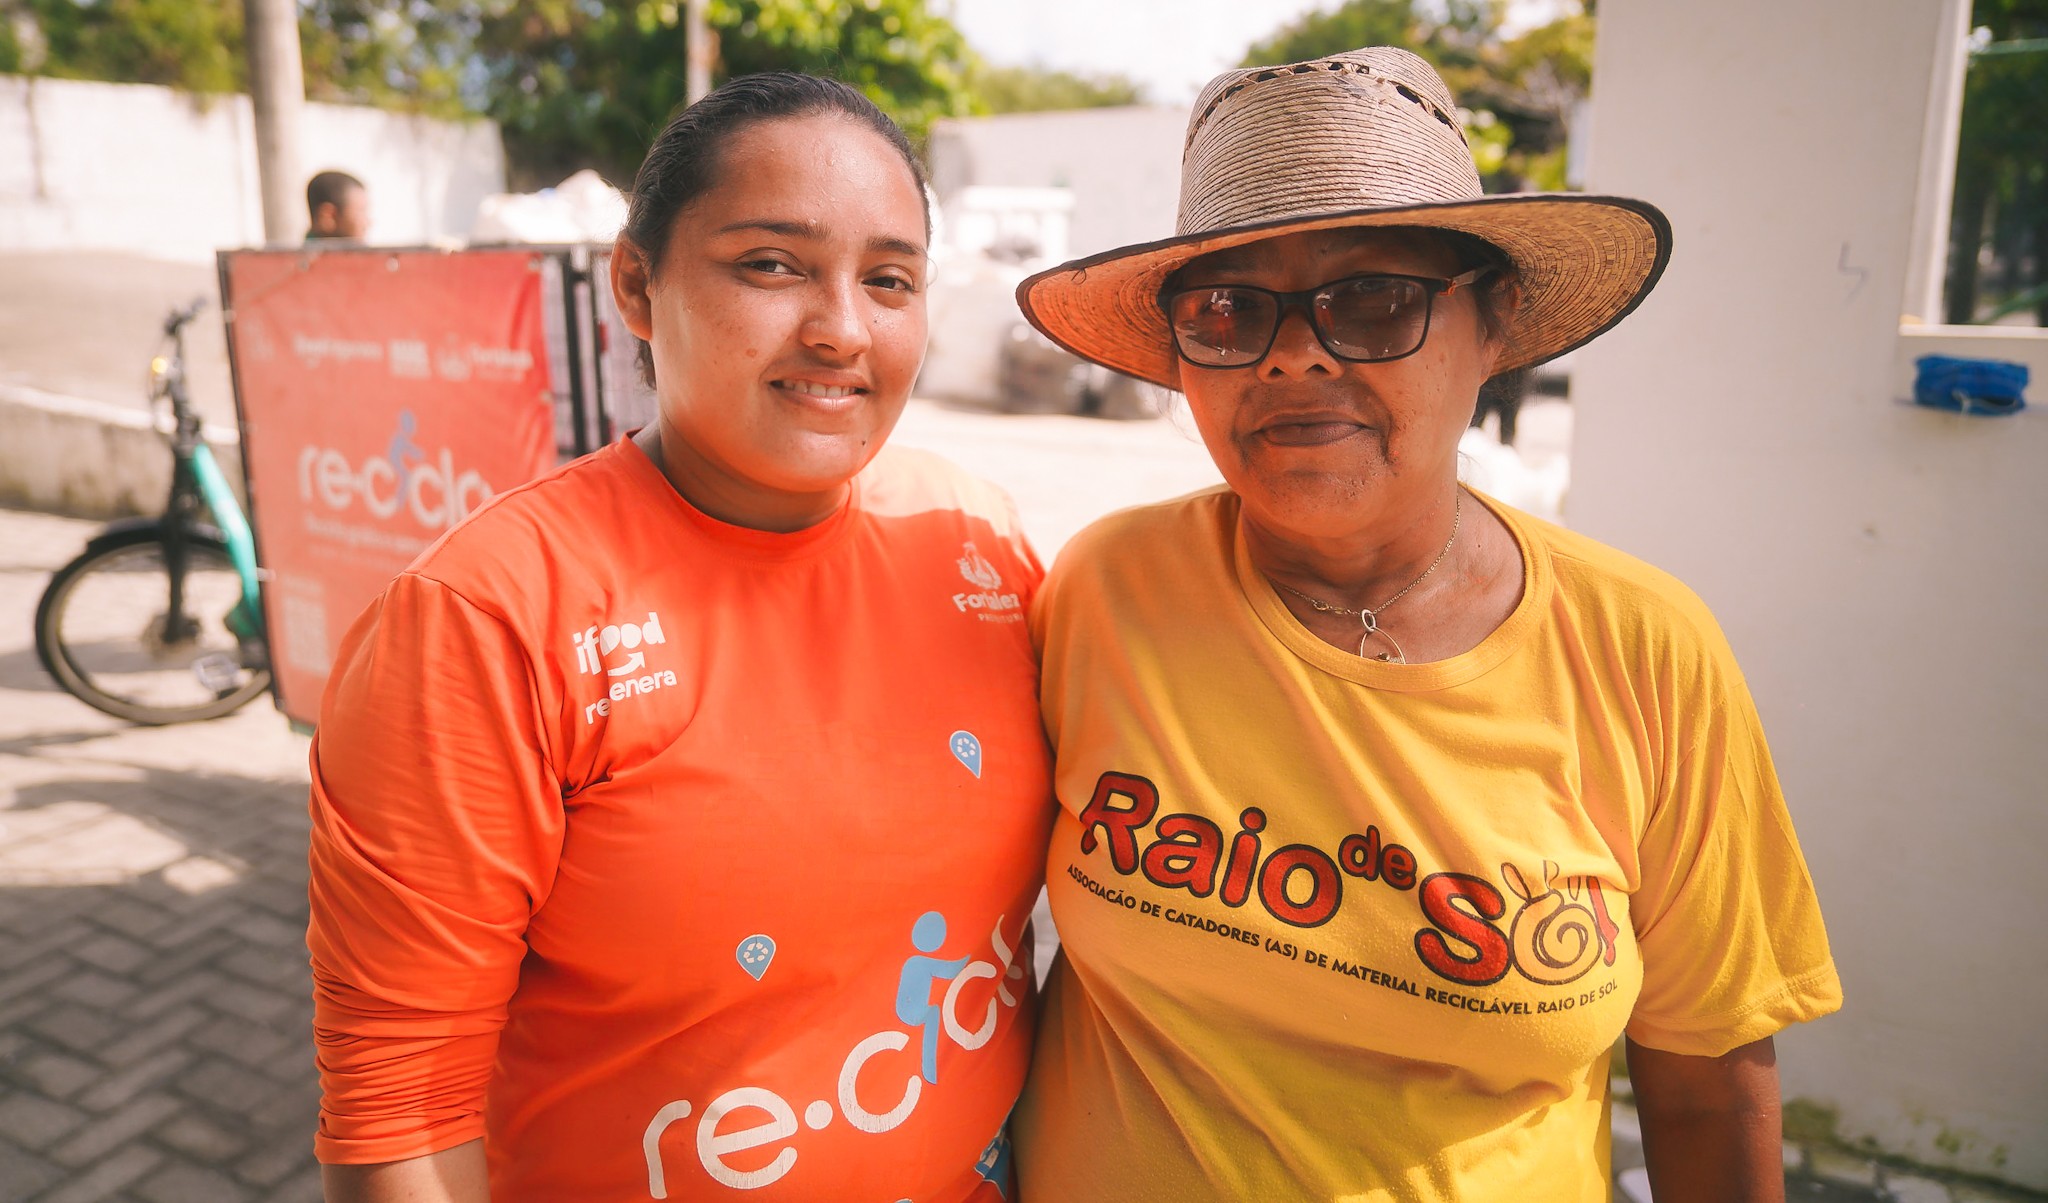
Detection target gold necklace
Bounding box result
[1270,492,1462,664]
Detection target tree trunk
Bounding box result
[1945,153,1991,325]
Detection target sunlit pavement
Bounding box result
[0,507,320,1201]
[0,400,1960,1201]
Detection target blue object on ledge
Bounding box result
[1913,354,2029,416]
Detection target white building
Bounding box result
[1572,0,2047,1188]
[928,105,1189,258]
[0,75,505,260]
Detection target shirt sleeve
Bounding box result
[1625,638,1843,1058]
[306,571,565,1163]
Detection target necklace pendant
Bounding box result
[1359,609,1379,637]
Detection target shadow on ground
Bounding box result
[0,760,319,1201]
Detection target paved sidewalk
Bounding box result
[0,508,319,1201]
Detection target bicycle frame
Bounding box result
[159,308,263,640]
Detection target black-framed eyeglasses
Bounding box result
[1161,268,1490,369]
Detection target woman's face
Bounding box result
[612,113,928,525]
[1174,228,1503,544]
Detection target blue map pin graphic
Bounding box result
[736,934,776,981]
[949,730,983,779]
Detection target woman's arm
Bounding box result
[1628,1035,1783,1203]
[323,1140,487,1203]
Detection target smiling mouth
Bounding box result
[775,380,867,399]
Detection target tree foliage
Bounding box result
[1241,0,1593,192]
[971,64,1144,114]
[3,0,246,91]
[1944,0,2048,324]
[2,0,985,189]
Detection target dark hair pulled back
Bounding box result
[622,71,929,275]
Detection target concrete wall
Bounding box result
[1571,0,2046,1187]
[0,75,503,261]
[928,106,1188,257]
[0,383,244,519]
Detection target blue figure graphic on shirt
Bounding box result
[975,1121,1014,1199]
[387,409,423,499]
[895,911,968,1085]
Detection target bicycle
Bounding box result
[33,298,273,724]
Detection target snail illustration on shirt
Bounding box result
[1501,861,1615,987]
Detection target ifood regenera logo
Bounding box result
[297,410,492,530]
[574,611,678,725]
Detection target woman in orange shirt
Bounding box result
[309,74,1052,1201]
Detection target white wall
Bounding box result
[1571,0,2047,1187]
[928,106,1187,257]
[0,75,503,261]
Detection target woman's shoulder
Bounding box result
[860,445,1026,532]
[403,441,646,611]
[1502,501,1733,663]
[1054,485,1238,575]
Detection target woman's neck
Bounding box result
[1242,482,1465,609]
[634,424,849,534]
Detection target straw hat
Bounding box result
[1016,46,1671,387]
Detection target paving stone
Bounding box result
[122,968,232,1020]
[147,1110,249,1162]
[71,1047,194,1114]
[10,1047,103,1100]
[223,912,303,950]
[132,937,244,992]
[131,1161,255,1203]
[0,951,73,1004]
[0,1134,66,1200]
[0,1089,89,1149]
[27,1005,125,1056]
[50,969,142,1012]
[71,931,155,976]
[33,1142,163,1203]
[231,1130,316,1188]
[49,1091,184,1168]
[204,980,296,1028]
[216,945,308,992]
[173,1059,287,1115]
[89,897,176,944]
[0,920,97,972]
[94,1007,209,1068]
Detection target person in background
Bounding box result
[305,170,370,241]
[308,73,1050,1201]
[1011,46,1840,1202]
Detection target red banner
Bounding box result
[223,248,556,725]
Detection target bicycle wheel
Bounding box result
[34,526,273,725]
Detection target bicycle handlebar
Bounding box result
[164,296,210,335]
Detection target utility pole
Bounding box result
[243,0,306,244]
[685,0,714,105]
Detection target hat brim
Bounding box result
[1016,193,1672,389]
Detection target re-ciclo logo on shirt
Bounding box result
[952,542,1021,622]
[572,610,678,725]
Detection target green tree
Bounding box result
[970,63,1143,114]
[1240,0,1593,192]
[473,0,979,189]
[10,0,245,92]
[1943,0,2048,324]
[4,0,980,190]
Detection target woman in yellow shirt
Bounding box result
[1012,47,1840,1202]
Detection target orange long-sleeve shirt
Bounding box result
[308,438,1053,1200]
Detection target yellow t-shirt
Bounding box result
[1014,487,1841,1203]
